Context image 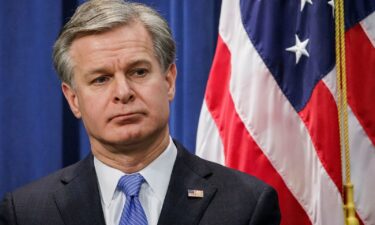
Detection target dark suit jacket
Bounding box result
[0,142,280,225]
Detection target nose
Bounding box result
[113,76,135,104]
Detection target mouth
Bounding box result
[109,112,145,124]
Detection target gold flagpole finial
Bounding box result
[344,183,359,225]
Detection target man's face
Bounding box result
[62,22,176,150]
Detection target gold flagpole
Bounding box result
[334,0,359,224]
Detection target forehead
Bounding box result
[69,22,155,68]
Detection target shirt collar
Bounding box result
[94,137,177,207]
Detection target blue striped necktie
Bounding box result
[117,173,148,225]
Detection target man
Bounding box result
[0,1,281,225]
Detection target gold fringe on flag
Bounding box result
[334,0,359,224]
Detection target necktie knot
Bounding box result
[117,173,145,197]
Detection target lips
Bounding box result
[109,112,145,123]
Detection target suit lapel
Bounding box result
[157,143,217,225]
[53,155,106,225]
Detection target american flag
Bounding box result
[196,0,375,224]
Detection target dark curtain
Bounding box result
[0,0,221,197]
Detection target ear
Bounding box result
[61,82,82,118]
[165,63,177,101]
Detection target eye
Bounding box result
[91,75,110,85]
[132,68,148,77]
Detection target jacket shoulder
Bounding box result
[9,155,91,202]
[174,141,281,224]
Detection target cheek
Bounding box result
[156,94,171,120]
[78,93,108,121]
[145,85,170,116]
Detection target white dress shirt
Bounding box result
[94,137,177,225]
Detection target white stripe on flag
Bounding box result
[360,11,375,47]
[196,101,225,165]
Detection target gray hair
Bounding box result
[53,0,176,86]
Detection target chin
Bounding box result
[108,129,151,144]
[101,123,167,145]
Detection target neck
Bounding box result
[91,129,170,174]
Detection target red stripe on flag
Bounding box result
[299,80,343,193]
[346,24,375,147]
[205,35,311,225]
